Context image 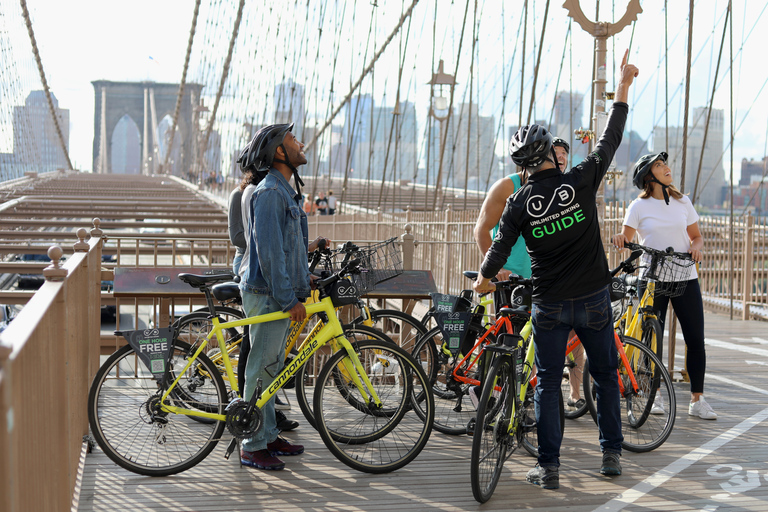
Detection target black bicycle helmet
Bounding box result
[632,151,670,204]
[552,137,570,154]
[237,123,294,173]
[237,122,305,197]
[508,124,554,169]
[632,152,668,189]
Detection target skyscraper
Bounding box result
[274,80,305,138]
[13,91,69,172]
[653,107,726,207]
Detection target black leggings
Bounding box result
[644,279,707,394]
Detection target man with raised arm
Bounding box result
[474,50,639,489]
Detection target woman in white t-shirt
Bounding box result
[612,152,717,420]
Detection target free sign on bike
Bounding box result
[116,327,174,380]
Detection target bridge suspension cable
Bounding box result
[19,0,72,171]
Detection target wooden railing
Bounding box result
[0,225,104,512]
[304,203,768,321]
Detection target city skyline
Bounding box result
[1,0,764,194]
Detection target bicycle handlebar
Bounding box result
[623,241,694,262]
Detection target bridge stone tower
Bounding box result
[91,81,203,176]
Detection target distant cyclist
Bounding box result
[474,49,639,489]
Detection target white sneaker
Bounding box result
[650,394,665,415]
[689,396,717,420]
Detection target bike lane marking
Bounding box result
[596,407,768,510]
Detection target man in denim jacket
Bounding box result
[236,123,313,470]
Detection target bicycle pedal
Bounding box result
[223,438,238,460]
[466,417,476,436]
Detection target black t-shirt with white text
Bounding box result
[481,102,629,304]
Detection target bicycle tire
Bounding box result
[295,323,396,429]
[641,317,664,363]
[368,309,429,354]
[313,339,434,473]
[583,335,676,452]
[470,353,514,503]
[88,341,228,476]
[412,323,492,435]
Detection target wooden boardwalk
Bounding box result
[77,312,768,512]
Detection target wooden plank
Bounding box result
[78,311,768,512]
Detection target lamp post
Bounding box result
[428,60,456,210]
[563,0,642,217]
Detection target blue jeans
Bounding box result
[240,292,291,452]
[531,285,623,467]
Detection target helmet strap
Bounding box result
[550,147,561,173]
[648,174,670,205]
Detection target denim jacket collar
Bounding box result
[267,168,301,203]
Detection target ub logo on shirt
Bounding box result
[526,184,575,218]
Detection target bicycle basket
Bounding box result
[644,254,696,298]
[348,238,404,293]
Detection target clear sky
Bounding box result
[4,0,767,182]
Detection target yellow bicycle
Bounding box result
[88,257,435,476]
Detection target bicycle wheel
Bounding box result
[470,353,515,503]
[561,343,589,419]
[412,323,492,435]
[295,323,396,429]
[583,335,676,452]
[641,317,664,362]
[369,309,428,354]
[87,341,228,476]
[313,339,434,473]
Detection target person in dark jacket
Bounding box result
[474,50,639,489]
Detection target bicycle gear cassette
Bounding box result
[225,398,262,440]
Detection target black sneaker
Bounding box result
[600,452,622,476]
[526,464,559,489]
[276,410,299,431]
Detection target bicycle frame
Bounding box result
[159,295,384,421]
[617,281,659,342]
[449,315,533,389]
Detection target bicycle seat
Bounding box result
[178,272,236,288]
[498,306,530,319]
[463,270,478,280]
[212,282,241,303]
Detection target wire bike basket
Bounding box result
[328,237,404,294]
[643,251,696,298]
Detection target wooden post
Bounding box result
[742,212,755,320]
[401,224,415,271]
[442,204,452,294]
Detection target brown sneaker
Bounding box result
[240,449,285,470]
[267,436,304,456]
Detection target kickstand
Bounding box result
[280,388,292,409]
[224,438,240,462]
